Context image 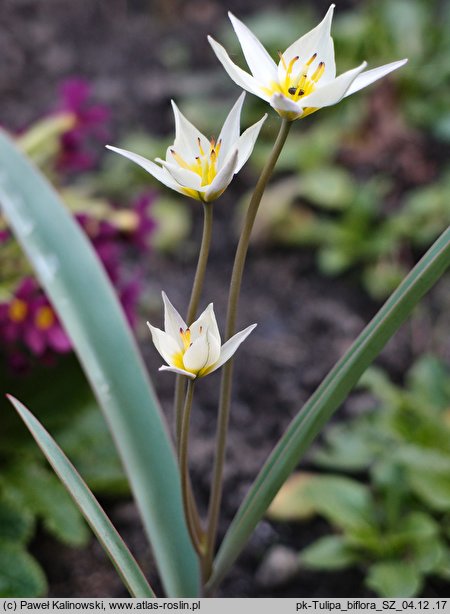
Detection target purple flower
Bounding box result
[0,277,72,360]
[0,228,10,243]
[75,213,121,281]
[119,279,142,328]
[26,296,72,356]
[55,77,111,173]
[129,191,157,250]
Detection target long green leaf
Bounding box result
[0,130,199,596]
[209,226,450,590]
[7,395,154,597]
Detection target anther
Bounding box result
[312,61,325,82]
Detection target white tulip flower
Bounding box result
[148,292,256,379]
[208,5,407,122]
[107,93,266,202]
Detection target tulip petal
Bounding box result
[171,100,210,160]
[160,365,196,379]
[235,113,267,173]
[270,93,303,118]
[206,323,257,375]
[208,36,270,101]
[204,329,221,369]
[162,291,187,349]
[106,145,186,195]
[228,12,278,85]
[280,5,336,85]
[204,150,239,202]
[182,335,210,373]
[300,62,366,108]
[344,58,408,98]
[217,92,246,165]
[147,324,181,365]
[158,160,202,190]
[190,303,221,346]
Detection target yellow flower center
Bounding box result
[262,52,325,119]
[171,325,205,374]
[9,299,28,323]
[35,306,55,330]
[170,137,222,198]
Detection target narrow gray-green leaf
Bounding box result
[7,395,154,598]
[0,131,199,596]
[209,226,450,590]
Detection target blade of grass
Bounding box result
[7,395,155,597]
[0,130,199,597]
[208,226,450,590]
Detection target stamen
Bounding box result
[306,52,317,66]
[208,149,217,184]
[278,51,287,70]
[284,55,299,89]
[312,62,325,82]
[197,137,204,156]
[179,327,192,350]
[171,149,191,170]
[215,139,222,156]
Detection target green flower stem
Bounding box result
[173,202,214,556]
[175,201,214,448]
[179,379,202,556]
[205,118,293,575]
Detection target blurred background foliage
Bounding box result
[268,356,450,597]
[177,0,450,299]
[0,0,449,597]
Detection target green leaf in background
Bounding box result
[0,130,199,596]
[299,167,356,210]
[209,226,450,590]
[0,499,34,545]
[302,476,374,533]
[300,535,358,571]
[366,561,422,598]
[266,472,316,521]
[57,407,128,495]
[1,463,89,547]
[269,473,374,533]
[407,354,450,410]
[0,542,47,597]
[7,396,155,598]
[312,422,375,472]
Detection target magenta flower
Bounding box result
[0,277,71,361]
[26,296,72,356]
[129,192,157,250]
[55,77,111,172]
[119,279,142,328]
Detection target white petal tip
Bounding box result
[159,366,196,379]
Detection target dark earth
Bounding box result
[2,0,449,598]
